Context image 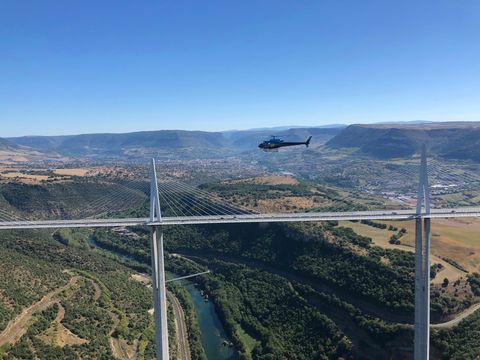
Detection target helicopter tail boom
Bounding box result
[305,136,312,147]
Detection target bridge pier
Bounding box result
[149,159,169,360]
[414,146,431,360]
[150,225,169,360]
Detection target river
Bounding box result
[88,236,236,359]
[187,284,236,360]
[168,272,237,360]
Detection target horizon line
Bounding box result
[5,119,480,138]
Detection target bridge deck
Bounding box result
[0,208,479,229]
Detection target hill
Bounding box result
[9,131,227,159]
[0,137,64,163]
[326,122,480,161]
[8,127,342,160]
[0,137,18,150]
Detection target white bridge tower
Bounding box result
[149,159,169,360]
[414,145,431,360]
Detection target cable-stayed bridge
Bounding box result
[0,208,479,229]
[0,148,479,360]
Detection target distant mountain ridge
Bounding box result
[0,138,18,150]
[0,136,64,162]
[8,121,480,162]
[10,130,227,159]
[326,122,480,161]
[8,127,343,160]
[225,124,347,132]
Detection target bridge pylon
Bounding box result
[149,158,169,360]
[414,145,431,360]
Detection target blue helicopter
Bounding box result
[258,135,312,150]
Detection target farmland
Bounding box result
[384,218,480,273]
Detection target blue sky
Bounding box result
[1,0,479,136]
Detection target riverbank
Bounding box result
[89,234,236,359]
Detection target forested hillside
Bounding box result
[1,168,480,359]
[1,215,479,358]
[0,179,148,220]
[95,218,480,359]
[0,229,157,359]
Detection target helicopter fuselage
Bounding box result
[258,136,312,150]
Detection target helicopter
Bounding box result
[258,135,312,150]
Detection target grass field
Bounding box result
[0,172,51,183]
[226,175,299,186]
[342,218,480,274]
[235,324,258,355]
[339,221,468,284]
[385,218,480,273]
[53,168,91,176]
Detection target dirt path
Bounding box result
[37,302,88,347]
[167,291,191,360]
[103,290,136,360]
[110,336,136,360]
[88,279,102,302]
[0,276,78,347]
[108,311,126,359]
[77,273,132,360]
[54,302,65,323]
[0,272,138,357]
[432,302,480,329]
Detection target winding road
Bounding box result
[431,302,480,329]
[0,276,78,347]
